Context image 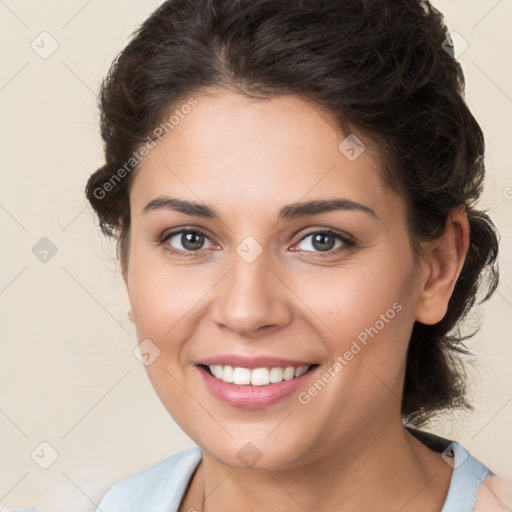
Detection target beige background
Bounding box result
[0,1,511,510]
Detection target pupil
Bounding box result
[182,232,204,250]
[312,233,334,251]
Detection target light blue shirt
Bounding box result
[6,428,493,512]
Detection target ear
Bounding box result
[415,206,470,325]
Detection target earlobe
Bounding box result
[415,206,470,325]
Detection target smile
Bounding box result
[205,364,313,386]
[197,360,320,409]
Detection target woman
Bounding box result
[83,0,509,510]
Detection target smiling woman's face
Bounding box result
[125,89,426,470]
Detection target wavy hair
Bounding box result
[85,0,499,426]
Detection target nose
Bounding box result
[210,250,293,339]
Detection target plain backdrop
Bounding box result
[0,1,511,510]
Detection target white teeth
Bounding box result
[251,368,270,386]
[208,364,311,385]
[283,367,295,380]
[212,365,223,379]
[294,366,309,378]
[232,367,251,385]
[269,367,284,383]
[222,365,234,383]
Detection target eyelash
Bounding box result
[156,227,357,258]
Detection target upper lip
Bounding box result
[196,355,316,369]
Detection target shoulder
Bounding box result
[474,475,512,511]
[96,446,202,512]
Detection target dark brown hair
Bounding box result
[86,0,499,426]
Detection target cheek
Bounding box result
[295,261,413,344]
[126,255,205,422]
[127,239,209,341]
[293,257,417,407]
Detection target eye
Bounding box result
[160,229,216,255]
[293,228,354,254]
[157,227,356,257]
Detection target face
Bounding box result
[125,89,424,470]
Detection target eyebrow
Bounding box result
[141,196,377,221]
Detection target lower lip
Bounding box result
[197,365,318,409]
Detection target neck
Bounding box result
[184,418,452,512]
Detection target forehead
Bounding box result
[129,89,401,220]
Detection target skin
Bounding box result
[124,88,472,511]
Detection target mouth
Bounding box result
[195,360,320,409]
[200,363,318,386]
